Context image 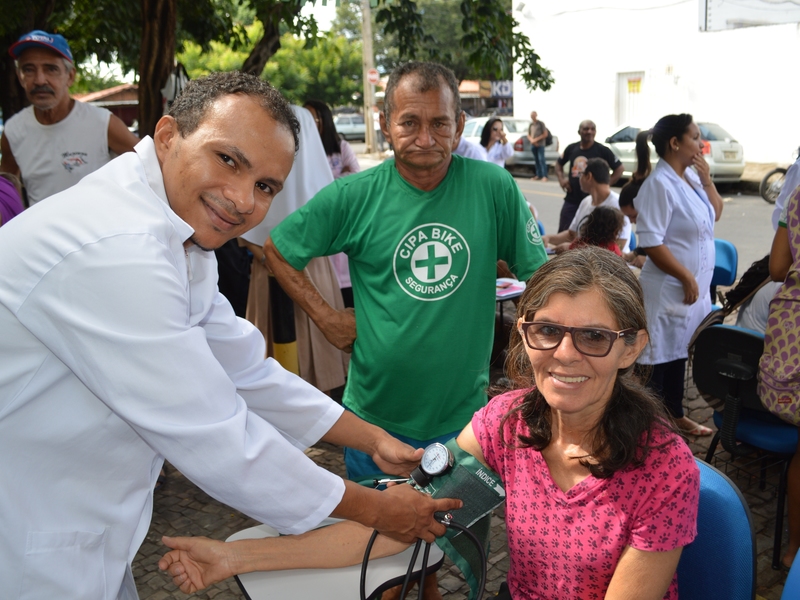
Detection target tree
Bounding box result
[330,0,553,89]
[179,26,362,108]
[261,32,362,107]
[1,0,552,136]
[0,0,240,135]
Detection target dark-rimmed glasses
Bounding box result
[518,322,637,358]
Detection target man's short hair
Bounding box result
[584,157,611,184]
[383,61,461,123]
[168,71,300,151]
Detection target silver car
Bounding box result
[605,122,745,182]
[334,114,366,141]
[462,117,559,174]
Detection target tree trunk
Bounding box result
[240,19,281,77]
[0,0,57,123]
[138,0,176,138]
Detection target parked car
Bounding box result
[462,117,559,174]
[334,113,366,141]
[605,122,745,182]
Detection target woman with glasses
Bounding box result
[160,248,699,599]
[456,246,699,599]
[480,117,514,168]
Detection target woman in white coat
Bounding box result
[635,114,724,436]
[480,117,514,168]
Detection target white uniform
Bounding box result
[485,140,514,167]
[567,190,632,253]
[453,137,488,161]
[4,100,111,204]
[0,138,344,599]
[636,160,716,364]
[736,281,782,334]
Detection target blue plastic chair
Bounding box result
[711,239,738,304]
[782,557,800,599]
[628,229,637,251]
[677,458,756,600]
[692,324,798,570]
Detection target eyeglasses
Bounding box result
[518,321,636,357]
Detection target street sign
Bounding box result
[367,68,380,85]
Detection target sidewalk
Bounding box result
[133,365,792,599]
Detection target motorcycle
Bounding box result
[760,146,800,204]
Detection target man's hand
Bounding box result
[553,242,571,254]
[373,484,463,543]
[559,179,571,193]
[372,438,425,476]
[322,307,357,352]
[159,536,235,594]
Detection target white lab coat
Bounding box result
[485,140,514,167]
[636,159,716,364]
[453,137,488,161]
[0,138,345,599]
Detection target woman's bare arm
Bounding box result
[159,521,410,594]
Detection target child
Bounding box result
[569,205,624,256]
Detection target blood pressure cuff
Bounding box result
[419,437,505,600]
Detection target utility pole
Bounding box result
[361,0,376,155]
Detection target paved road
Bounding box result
[515,176,775,279]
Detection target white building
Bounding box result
[513,0,800,163]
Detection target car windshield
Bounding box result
[502,120,529,134]
[698,123,736,142]
[607,126,640,143]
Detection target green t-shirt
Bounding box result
[271,155,547,439]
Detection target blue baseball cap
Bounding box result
[9,30,73,63]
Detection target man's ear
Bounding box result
[379,111,390,142]
[451,111,467,150]
[153,115,178,162]
[66,67,76,88]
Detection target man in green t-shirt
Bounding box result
[265,61,547,481]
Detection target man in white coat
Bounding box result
[0,71,458,599]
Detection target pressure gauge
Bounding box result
[410,442,454,488]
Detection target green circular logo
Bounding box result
[393,223,470,301]
[526,216,542,245]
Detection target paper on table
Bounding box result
[496,277,526,299]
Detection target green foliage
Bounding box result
[262,32,363,106]
[178,25,362,108]
[335,0,553,91]
[71,64,125,94]
[460,0,553,90]
[179,23,259,79]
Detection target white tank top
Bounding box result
[5,100,111,205]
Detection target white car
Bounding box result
[333,114,366,141]
[605,122,745,182]
[462,117,559,174]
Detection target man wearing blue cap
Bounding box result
[0,30,139,205]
